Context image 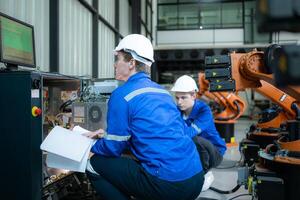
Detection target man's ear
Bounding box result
[128,59,135,69]
[191,92,197,99]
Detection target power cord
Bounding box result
[215,155,243,169]
[227,193,251,200]
[209,184,241,194]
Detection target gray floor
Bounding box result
[196,119,255,200]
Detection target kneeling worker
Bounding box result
[171,75,227,191]
[83,35,204,200]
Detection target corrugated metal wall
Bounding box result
[0,0,50,71]
[119,0,131,37]
[98,22,115,78]
[98,0,115,78]
[59,0,92,77]
[0,0,154,79]
[99,0,115,25]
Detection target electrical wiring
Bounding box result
[215,155,243,169]
[209,184,241,194]
[227,193,251,200]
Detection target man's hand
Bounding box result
[82,129,105,139]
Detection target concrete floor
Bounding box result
[196,118,255,200]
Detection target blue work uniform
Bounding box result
[91,72,202,182]
[183,99,226,156]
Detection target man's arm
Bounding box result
[90,92,131,157]
[184,104,214,138]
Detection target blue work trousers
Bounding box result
[193,136,223,173]
[86,155,204,200]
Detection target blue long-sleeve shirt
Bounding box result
[91,72,202,181]
[183,99,227,155]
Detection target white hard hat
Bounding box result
[114,34,154,66]
[171,75,199,92]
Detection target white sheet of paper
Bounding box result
[46,142,92,172]
[73,125,90,135]
[40,126,93,162]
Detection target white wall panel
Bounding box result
[98,21,115,78]
[59,0,92,77]
[157,29,244,48]
[119,0,131,37]
[98,0,115,26]
[0,0,50,71]
[277,32,300,43]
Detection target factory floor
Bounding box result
[196,118,254,200]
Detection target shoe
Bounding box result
[201,171,214,192]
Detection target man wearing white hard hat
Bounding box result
[171,75,227,191]
[83,35,204,200]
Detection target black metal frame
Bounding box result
[49,0,59,72]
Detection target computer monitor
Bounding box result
[0,12,36,70]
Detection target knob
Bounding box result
[32,106,42,117]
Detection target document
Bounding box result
[40,126,95,173]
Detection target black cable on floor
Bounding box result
[209,184,241,194]
[227,193,251,200]
[215,155,242,169]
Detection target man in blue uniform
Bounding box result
[83,35,204,200]
[171,75,227,191]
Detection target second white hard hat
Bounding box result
[171,75,199,92]
[114,34,154,66]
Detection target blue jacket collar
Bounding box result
[185,99,201,120]
[127,72,150,82]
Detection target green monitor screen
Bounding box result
[0,13,36,69]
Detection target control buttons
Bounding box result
[32,79,41,89]
[32,106,42,117]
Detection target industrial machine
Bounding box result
[204,47,300,200]
[0,12,101,200]
[71,79,118,131]
[0,70,84,200]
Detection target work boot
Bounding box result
[201,171,214,191]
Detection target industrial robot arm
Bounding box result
[254,80,299,129]
[198,72,246,123]
[230,48,300,101]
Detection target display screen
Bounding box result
[0,13,35,68]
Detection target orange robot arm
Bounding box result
[230,50,300,101]
[254,80,299,128]
[198,73,246,123]
[229,50,300,127]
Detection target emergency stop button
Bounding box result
[32,106,42,117]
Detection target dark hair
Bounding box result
[119,50,150,74]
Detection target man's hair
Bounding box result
[120,50,151,74]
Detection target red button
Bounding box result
[32,106,42,117]
[35,108,42,116]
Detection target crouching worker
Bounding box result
[83,35,204,200]
[171,75,227,191]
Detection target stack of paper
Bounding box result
[40,126,95,173]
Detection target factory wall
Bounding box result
[97,0,116,78]
[59,0,92,77]
[156,29,244,48]
[157,29,300,48]
[0,0,139,79]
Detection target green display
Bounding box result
[0,15,35,67]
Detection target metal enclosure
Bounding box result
[0,70,80,200]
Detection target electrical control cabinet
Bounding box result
[0,70,80,200]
